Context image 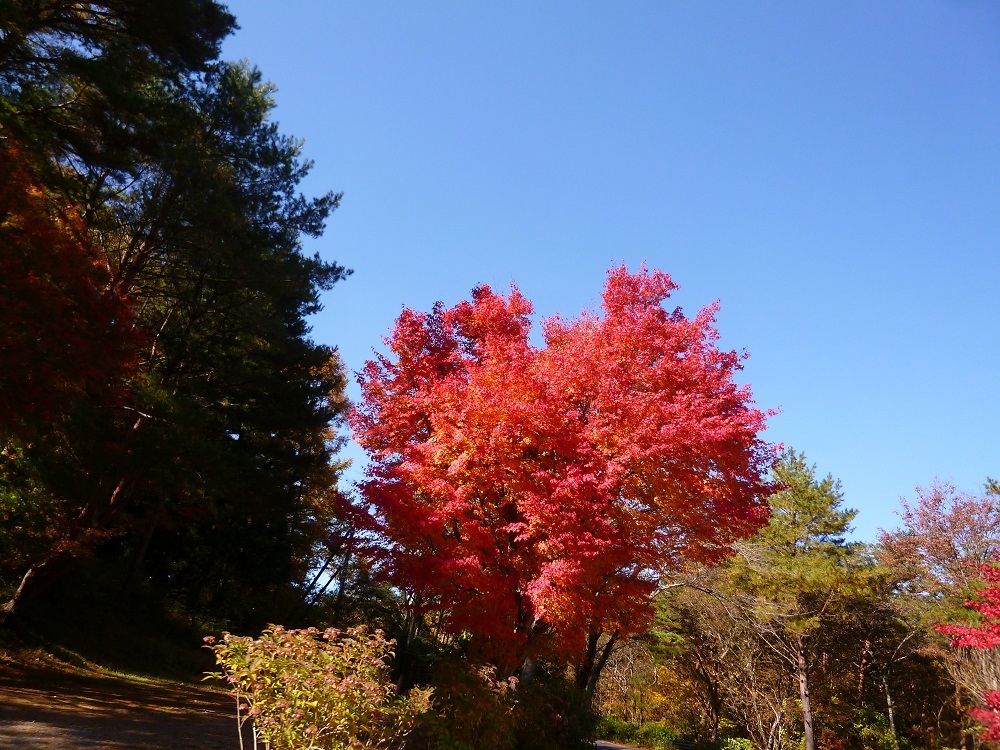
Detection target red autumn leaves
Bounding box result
[937,564,1000,740]
[352,267,775,668]
[0,143,138,437]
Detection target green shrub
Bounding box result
[595,717,684,750]
[406,660,595,750]
[408,660,517,750]
[844,708,911,750]
[638,722,681,750]
[208,624,430,750]
[513,671,596,750]
[595,715,639,744]
[718,739,752,750]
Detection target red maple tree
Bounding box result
[352,267,775,671]
[0,142,138,437]
[938,563,1000,741]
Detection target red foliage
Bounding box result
[938,563,1000,740]
[352,266,775,669]
[971,692,1000,742]
[0,142,139,436]
[937,564,1000,650]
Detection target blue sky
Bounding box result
[222,1,1000,540]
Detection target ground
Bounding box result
[0,649,246,750]
[0,648,641,750]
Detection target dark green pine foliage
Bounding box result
[726,449,863,750]
[0,1,352,627]
[0,0,234,171]
[113,62,351,622]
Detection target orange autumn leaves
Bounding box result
[353,267,776,668]
[0,142,138,437]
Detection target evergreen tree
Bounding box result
[723,449,862,750]
[0,4,352,627]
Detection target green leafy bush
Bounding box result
[407,660,594,750]
[595,715,633,741]
[513,672,596,750]
[638,722,681,749]
[595,717,693,750]
[408,660,517,750]
[208,624,431,750]
[845,708,909,750]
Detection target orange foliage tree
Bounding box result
[0,141,138,438]
[352,267,775,676]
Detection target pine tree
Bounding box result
[723,449,862,750]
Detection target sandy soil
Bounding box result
[0,654,247,749]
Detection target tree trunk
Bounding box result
[707,694,720,743]
[691,643,722,742]
[395,591,423,691]
[6,470,138,624]
[0,552,77,626]
[883,674,900,750]
[124,496,167,589]
[520,656,537,684]
[576,630,600,689]
[958,684,970,750]
[330,552,352,623]
[575,628,618,694]
[767,707,785,750]
[587,631,617,695]
[858,637,872,703]
[796,634,816,750]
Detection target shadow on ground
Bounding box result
[0,659,249,749]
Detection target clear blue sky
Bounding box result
[222,1,1000,541]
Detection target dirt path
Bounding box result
[0,656,245,749]
[0,651,645,750]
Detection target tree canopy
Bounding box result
[353,266,775,672]
[0,0,351,628]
